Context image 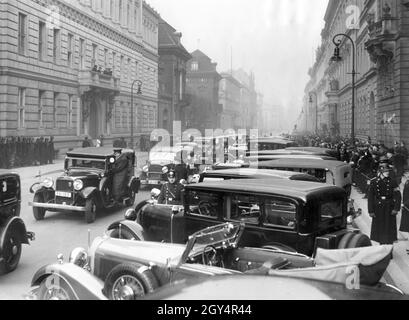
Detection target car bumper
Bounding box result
[28,202,87,212]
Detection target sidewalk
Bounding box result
[352,186,409,294]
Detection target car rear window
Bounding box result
[0,177,19,203]
[320,200,343,221]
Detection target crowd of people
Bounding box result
[0,136,55,169]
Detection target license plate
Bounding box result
[56,191,71,198]
[149,180,160,185]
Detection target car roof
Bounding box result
[256,158,349,170]
[188,178,344,201]
[67,147,134,158]
[252,137,296,144]
[204,168,318,180]
[0,170,19,177]
[246,155,337,161]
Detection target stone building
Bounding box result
[0,0,159,151]
[299,0,409,147]
[219,73,242,130]
[186,50,222,133]
[158,18,191,133]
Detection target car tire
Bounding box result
[37,276,77,300]
[110,228,142,241]
[0,229,22,275]
[33,193,46,221]
[84,198,97,224]
[347,233,372,249]
[103,263,159,300]
[337,232,356,249]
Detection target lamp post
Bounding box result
[331,33,356,144]
[309,92,318,134]
[131,80,142,149]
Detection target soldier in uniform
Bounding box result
[368,162,402,245]
[158,170,184,205]
[399,175,409,240]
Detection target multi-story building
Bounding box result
[158,18,191,133]
[299,0,409,147]
[219,73,242,130]
[0,0,159,151]
[186,50,222,133]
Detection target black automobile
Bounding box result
[29,147,140,224]
[109,179,370,256]
[0,171,34,275]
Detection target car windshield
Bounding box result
[179,223,243,265]
[66,158,106,170]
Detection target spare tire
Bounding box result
[348,233,372,249]
[103,263,159,300]
[337,232,356,249]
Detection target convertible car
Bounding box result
[29,222,397,300]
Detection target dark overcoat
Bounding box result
[400,180,409,233]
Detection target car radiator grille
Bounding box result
[56,180,73,192]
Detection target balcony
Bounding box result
[78,67,120,95]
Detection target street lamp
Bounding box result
[309,92,318,134]
[131,80,142,149]
[331,33,356,144]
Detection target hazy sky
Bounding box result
[148,0,329,127]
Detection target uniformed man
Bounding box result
[158,170,184,205]
[111,148,129,203]
[368,162,402,245]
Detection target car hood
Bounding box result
[94,237,186,265]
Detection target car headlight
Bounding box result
[109,157,115,164]
[143,165,149,173]
[42,178,54,189]
[73,179,84,191]
[69,247,89,268]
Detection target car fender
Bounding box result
[0,217,29,248]
[128,177,141,193]
[107,220,146,241]
[80,187,98,200]
[31,184,54,197]
[31,263,107,300]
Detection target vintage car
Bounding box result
[199,168,321,183]
[108,179,369,256]
[286,147,340,159]
[29,223,395,300]
[245,153,337,162]
[29,147,140,224]
[250,137,298,151]
[254,159,353,197]
[0,171,34,275]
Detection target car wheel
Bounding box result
[84,198,97,224]
[37,276,76,300]
[110,228,142,241]
[103,263,159,300]
[347,233,372,249]
[337,232,356,249]
[0,229,22,275]
[33,193,46,221]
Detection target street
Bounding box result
[0,155,150,300]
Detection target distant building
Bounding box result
[158,18,191,133]
[186,50,222,133]
[219,73,242,130]
[0,0,159,151]
[300,0,409,146]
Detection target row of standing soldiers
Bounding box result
[0,136,55,169]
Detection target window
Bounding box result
[104,48,108,68]
[17,88,26,129]
[191,61,198,71]
[112,51,116,70]
[18,13,27,55]
[38,90,45,128]
[53,93,58,128]
[127,58,131,81]
[120,55,124,78]
[53,28,60,63]
[264,199,296,229]
[38,21,46,60]
[229,195,262,225]
[67,33,74,67]
[110,0,114,18]
[92,44,98,66]
[320,200,343,221]
[79,38,85,69]
[119,0,123,21]
[187,191,222,219]
[67,95,74,128]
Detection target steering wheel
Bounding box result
[202,245,223,267]
[198,201,217,217]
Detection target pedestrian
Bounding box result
[399,175,409,240]
[367,162,402,245]
[48,136,55,164]
[82,136,92,148]
[96,135,104,148]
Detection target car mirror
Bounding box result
[124,209,137,221]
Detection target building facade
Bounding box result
[219,73,242,130]
[0,0,159,151]
[158,18,191,133]
[186,50,222,133]
[299,0,409,147]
